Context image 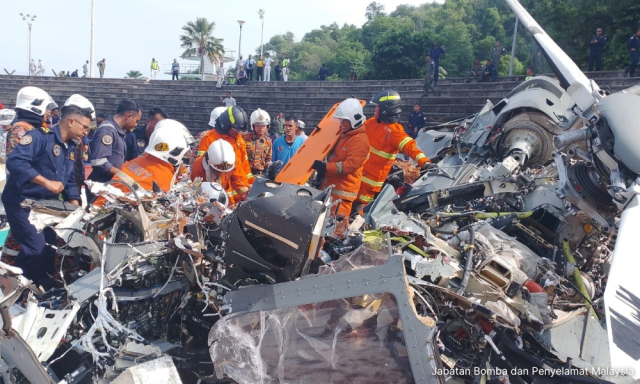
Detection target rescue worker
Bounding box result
[272,117,304,169]
[407,104,426,138]
[197,106,254,199]
[108,119,193,194]
[355,90,430,212]
[2,100,94,286]
[311,98,369,219]
[245,109,272,176]
[6,87,57,158]
[125,106,167,161]
[87,99,141,201]
[64,95,97,205]
[194,107,226,162]
[588,28,607,72]
[190,139,242,205]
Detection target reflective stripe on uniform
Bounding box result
[197,150,205,156]
[332,189,357,200]
[358,194,374,202]
[361,176,384,187]
[370,146,396,160]
[91,158,108,166]
[229,190,238,196]
[416,153,427,161]
[398,137,413,151]
[379,95,400,102]
[247,173,254,179]
[1,248,20,257]
[336,162,343,175]
[228,107,235,124]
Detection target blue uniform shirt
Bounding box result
[125,126,148,161]
[628,35,639,53]
[2,124,79,205]
[430,46,446,63]
[408,111,427,134]
[589,35,607,53]
[88,116,127,182]
[272,136,304,168]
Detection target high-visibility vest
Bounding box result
[283,59,289,67]
[151,62,159,70]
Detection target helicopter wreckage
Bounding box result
[2,1,640,383]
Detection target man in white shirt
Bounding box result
[217,62,225,88]
[236,55,245,72]
[220,92,236,108]
[264,53,274,82]
[83,60,89,77]
[36,60,45,76]
[29,60,37,76]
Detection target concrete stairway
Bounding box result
[0,71,637,134]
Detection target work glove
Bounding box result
[312,160,327,173]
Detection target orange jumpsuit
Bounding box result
[190,155,241,206]
[197,130,254,199]
[94,154,176,206]
[357,118,429,204]
[322,127,370,218]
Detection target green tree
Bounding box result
[259,32,296,58]
[180,18,225,77]
[124,70,144,79]
[365,2,386,22]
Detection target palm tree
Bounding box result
[180,18,225,77]
[125,70,144,79]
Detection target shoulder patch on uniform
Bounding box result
[154,142,169,151]
[69,151,75,161]
[102,135,113,145]
[40,126,51,134]
[53,144,61,157]
[19,135,33,145]
[136,138,146,148]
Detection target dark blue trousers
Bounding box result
[4,204,56,285]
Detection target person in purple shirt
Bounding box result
[429,40,446,85]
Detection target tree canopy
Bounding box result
[254,0,639,81]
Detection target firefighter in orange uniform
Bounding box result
[197,107,254,200]
[355,90,430,212]
[108,119,193,195]
[311,98,370,218]
[191,139,243,206]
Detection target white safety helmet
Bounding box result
[145,119,191,166]
[250,108,271,127]
[201,182,229,208]
[15,86,55,116]
[333,98,365,129]
[0,109,16,126]
[297,120,306,129]
[208,107,227,128]
[64,94,96,120]
[206,139,236,172]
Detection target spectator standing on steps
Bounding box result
[236,55,245,72]
[625,28,640,78]
[150,58,159,79]
[490,41,507,76]
[275,62,282,81]
[429,41,445,86]
[318,64,328,81]
[220,92,236,108]
[465,58,483,83]
[217,62,225,88]
[588,28,607,71]
[246,55,255,80]
[97,59,106,78]
[256,56,264,81]
[480,59,496,82]
[283,64,290,82]
[172,59,180,80]
[29,60,36,76]
[36,60,45,76]
[83,60,89,77]
[422,54,437,97]
[349,68,358,81]
[407,104,426,139]
[264,53,273,81]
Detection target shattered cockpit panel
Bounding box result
[214,255,439,384]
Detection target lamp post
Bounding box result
[90,0,95,78]
[259,9,265,57]
[509,18,518,76]
[20,13,37,75]
[237,20,245,62]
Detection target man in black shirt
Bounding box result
[318,64,329,81]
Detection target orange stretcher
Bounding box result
[275,99,366,185]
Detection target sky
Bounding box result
[2,0,441,80]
